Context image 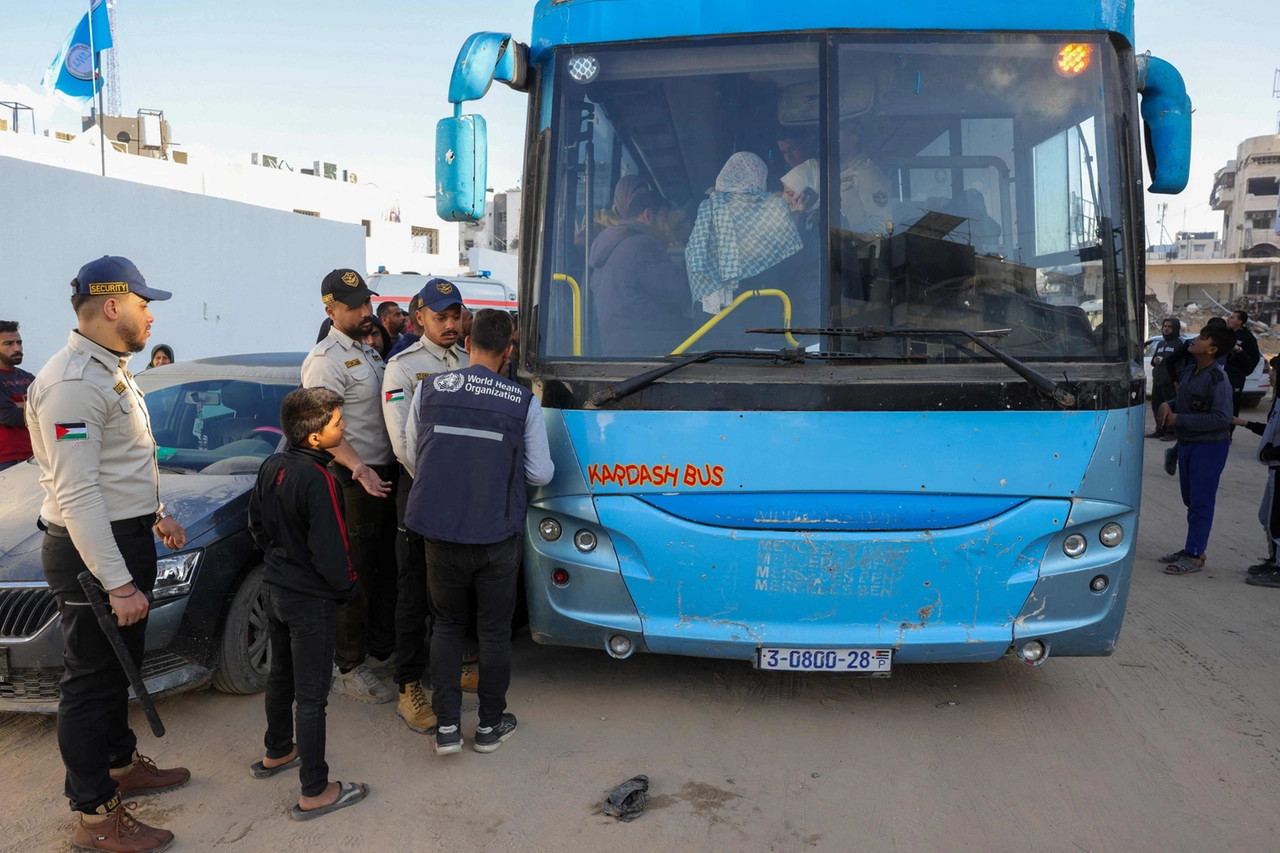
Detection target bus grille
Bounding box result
[0,587,58,639]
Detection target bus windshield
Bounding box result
[537,34,1132,364]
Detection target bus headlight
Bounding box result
[573,529,597,552]
[1099,523,1124,548]
[1062,534,1087,559]
[1020,640,1047,664]
[538,518,562,541]
[153,550,202,600]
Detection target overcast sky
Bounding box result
[1,0,1277,240]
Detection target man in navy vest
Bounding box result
[404,309,553,755]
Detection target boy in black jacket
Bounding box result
[247,387,368,820]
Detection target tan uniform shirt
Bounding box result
[301,327,391,466]
[839,154,892,236]
[381,338,468,472]
[27,331,162,590]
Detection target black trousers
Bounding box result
[393,471,431,686]
[41,517,156,814]
[262,583,336,798]
[1151,382,1176,434]
[426,535,521,728]
[330,463,398,671]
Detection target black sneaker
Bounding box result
[1245,569,1280,589]
[435,724,462,756]
[1246,560,1278,576]
[473,714,517,754]
[1163,447,1178,476]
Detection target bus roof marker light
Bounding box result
[1055,43,1093,78]
[568,55,599,84]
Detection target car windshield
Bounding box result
[138,377,296,474]
[538,33,1132,364]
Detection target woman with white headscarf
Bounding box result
[685,152,803,315]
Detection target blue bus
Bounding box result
[435,1,1192,673]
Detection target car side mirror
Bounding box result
[1137,54,1192,195]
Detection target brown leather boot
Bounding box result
[460,666,480,693]
[110,753,191,796]
[73,802,174,852]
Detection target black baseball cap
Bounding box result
[75,256,172,301]
[321,268,373,308]
[418,278,465,313]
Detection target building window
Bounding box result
[1246,177,1280,197]
[411,226,439,254]
[293,209,320,217]
[362,219,371,237]
[1247,272,1270,296]
[1247,211,1277,231]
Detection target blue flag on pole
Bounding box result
[41,0,114,105]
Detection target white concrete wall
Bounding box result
[0,132,462,280]
[1,156,365,371]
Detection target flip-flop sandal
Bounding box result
[1164,555,1205,575]
[250,755,300,779]
[290,781,368,822]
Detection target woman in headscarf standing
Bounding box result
[684,153,806,346]
[685,152,804,317]
[146,344,174,370]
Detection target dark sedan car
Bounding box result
[0,353,304,713]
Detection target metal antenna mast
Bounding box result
[102,0,121,115]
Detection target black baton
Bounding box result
[77,571,166,737]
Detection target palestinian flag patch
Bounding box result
[385,389,405,403]
[55,422,89,442]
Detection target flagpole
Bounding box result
[87,0,105,177]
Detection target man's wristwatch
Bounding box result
[154,509,171,527]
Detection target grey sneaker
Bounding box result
[473,713,517,753]
[365,653,396,677]
[331,663,395,704]
[435,724,463,756]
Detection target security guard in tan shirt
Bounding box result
[379,279,475,731]
[26,256,190,851]
[838,119,892,238]
[301,268,396,704]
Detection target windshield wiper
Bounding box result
[589,347,930,406]
[589,349,805,406]
[748,326,1077,407]
[156,464,191,475]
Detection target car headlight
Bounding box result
[153,550,202,600]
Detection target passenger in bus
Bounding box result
[837,119,892,238]
[685,152,804,316]
[589,176,693,356]
[777,132,815,170]
[946,188,1003,255]
[779,158,823,328]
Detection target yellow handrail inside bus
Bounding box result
[671,289,800,355]
[552,273,582,356]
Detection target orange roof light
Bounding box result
[1056,43,1094,78]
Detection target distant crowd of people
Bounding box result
[1148,310,1280,588]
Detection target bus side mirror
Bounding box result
[448,32,528,102]
[1137,54,1191,195]
[436,114,488,222]
[435,32,529,222]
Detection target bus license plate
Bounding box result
[756,648,893,673]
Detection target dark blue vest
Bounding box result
[405,364,532,544]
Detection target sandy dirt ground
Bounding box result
[3,411,1280,852]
